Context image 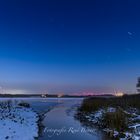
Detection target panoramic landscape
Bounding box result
[0,0,140,140]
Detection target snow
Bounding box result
[129,124,140,129]
[85,107,116,123]
[107,107,116,113]
[132,135,140,140]
[94,109,104,118]
[0,101,39,140]
[85,110,104,123]
[83,107,140,140]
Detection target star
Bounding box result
[128,32,132,36]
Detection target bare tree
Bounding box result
[136,77,140,93]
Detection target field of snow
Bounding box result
[0,101,39,140]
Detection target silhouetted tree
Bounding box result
[136,77,140,93]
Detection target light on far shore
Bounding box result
[58,93,64,98]
[115,92,124,97]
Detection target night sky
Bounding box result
[0,0,140,94]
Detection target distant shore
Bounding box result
[0,93,114,98]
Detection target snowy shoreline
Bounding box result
[76,107,140,140]
[0,101,39,140]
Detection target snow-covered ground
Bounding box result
[0,101,39,140]
[83,107,140,140]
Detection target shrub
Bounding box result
[103,109,128,132]
[79,94,140,113]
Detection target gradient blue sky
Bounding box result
[0,0,140,94]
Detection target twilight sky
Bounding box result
[0,0,140,94]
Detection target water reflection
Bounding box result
[38,98,110,140]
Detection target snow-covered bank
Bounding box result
[76,107,140,140]
[0,101,39,140]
